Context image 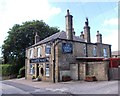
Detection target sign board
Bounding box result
[62,43,73,53]
[30,57,49,63]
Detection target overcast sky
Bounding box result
[0,0,118,57]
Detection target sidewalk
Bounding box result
[4,78,55,88]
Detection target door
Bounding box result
[70,64,78,80]
[36,64,39,77]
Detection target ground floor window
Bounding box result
[29,64,35,74]
[45,64,49,76]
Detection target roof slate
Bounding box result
[34,31,85,46]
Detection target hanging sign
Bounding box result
[62,43,73,53]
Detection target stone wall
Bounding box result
[86,61,109,80]
[25,39,111,82]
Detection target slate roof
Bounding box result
[34,31,85,46]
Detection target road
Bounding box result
[1,81,65,95]
[1,78,119,96]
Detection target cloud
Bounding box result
[0,0,61,42]
[102,29,118,51]
[92,25,118,51]
[0,0,61,22]
[103,18,118,26]
[0,0,61,56]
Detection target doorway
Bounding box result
[70,64,78,80]
[40,67,44,76]
[36,64,39,77]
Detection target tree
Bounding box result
[2,20,59,68]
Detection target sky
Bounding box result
[0,0,118,57]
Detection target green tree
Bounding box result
[2,20,59,67]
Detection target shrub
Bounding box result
[19,66,25,77]
[17,75,22,79]
[32,75,36,79]
[1,64,13,76]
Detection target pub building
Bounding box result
[25,10,111,82]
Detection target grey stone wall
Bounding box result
[25,39,111,82]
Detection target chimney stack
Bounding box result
[72,28,75,35]
[35,32,40,44]
[80,31,84,39]
[96,31,102,43]
[83,17,91,43]
[65,9,73,40]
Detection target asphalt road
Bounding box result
[2,81,65,95]
[1,79,119,96]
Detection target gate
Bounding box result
[108,58,120,80]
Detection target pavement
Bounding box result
[1,78,119,95]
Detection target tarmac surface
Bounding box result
[1,78,119,96]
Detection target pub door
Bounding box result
[36,64,39,77]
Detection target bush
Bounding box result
[32,75,36,79]
[17,75,22,79]
[0,64,13,76]
[19,66,25,77]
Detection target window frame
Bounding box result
[29,64,35,75]
[93,47,97,57]
[45,45,51,56]
[103,48,107,58]
[29,49,33,58]
[37,47,41,57]
[45,64,49,77]
[83,44,86,56]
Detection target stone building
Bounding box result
[112,51,120,58]
[25,10,111,82]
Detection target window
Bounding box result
[45,64,49,76]
[103,48,107,58]
[37,47,41,57]
[45,45,51,55]
[83,44,86,56]
[29,64,35,74]
[29,49,33,58]
[93,47,97,57]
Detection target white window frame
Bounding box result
[93,47,97,57]
[29,64,35,74]
[103,48,107,58]
[83,44,86,56]
[29,49,33,58]
[37,47,41,57]
[45,45,51,56]
[45,64,49,76]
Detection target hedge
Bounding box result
[0,64,20,76]
[18,66,25,77]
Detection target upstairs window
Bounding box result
[83,44,86,56]
[29,49,33,58]
[93,47,97,57]
[45,45,51,56]
[37,47,41,57]
[103,48,107,58]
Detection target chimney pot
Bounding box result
[96,31,102,43]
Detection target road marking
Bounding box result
[46,88,68,92]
